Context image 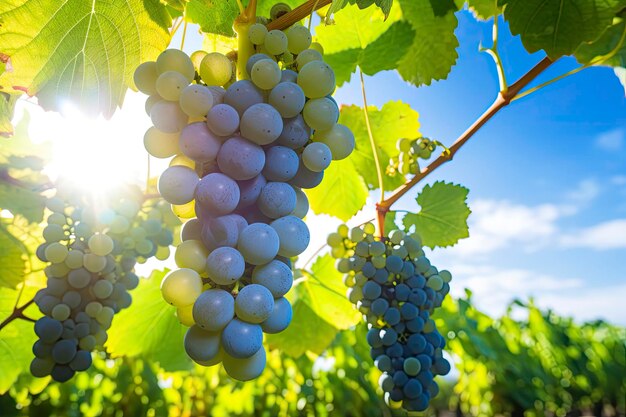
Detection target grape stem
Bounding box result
[375,56,555,236]
[234,0,258,80]
[266,0,332,31]
[0,298,35,332]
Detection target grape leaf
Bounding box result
[0,223,27,289]
[0,286,39,394]
[0,0,171,118]
[106,269,192,372]
[300,254,360,329]
[186,0,239,37]
[455,0,502,20]
[351,0,394,18]
[305,159,369,221]
[0,93,19,137]
[384,210,399,234]
[316,4,414,86]
[575,20,626,67]
[339,101,420,191]
[402,182,471,248]
[499,0,626,59]
[266,294,340,357]
[202,33,239,55]
[395,0,459,86]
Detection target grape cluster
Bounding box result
[328,224,452,411]
[387,137,441,177]
[132,22,354,381]
[31,189,177,382]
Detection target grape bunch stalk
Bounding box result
[328,224,452,411]
[31,186,178,382]
[133,18,355,380]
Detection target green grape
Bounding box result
[43,224,65,242]
[79,336,96,351]
[145,94,161,116]
[303,97,338,131]
[327,232,343,247]
[350,227,364,242]
[156,49,195,82]
[190,50,207,70]
[117,199,140,219]
[133,61,159,95]
[397,138,411,152]
[64,250,83,269]
[109,215,131,234]
[51,304,71,321]
[74,223,92,239]
[44,243,68,264]
[88,233,114,256]
[179,84,214,118]
[264,30,288,55]
[130,227,147,241]
[248,23,268,45]
[251,59,281,90]
[83,254,106,273]
[135,239,154,256]
[156,245,170,261]
[331,246,345,258]
[309,42,324,55]
[200,53,232,86]
[155,70,189,101]
[174,239,208,273]
[295,49,323,69]
[389,229,405,244]
[47,213,66,226]
[93,280,114,299]
[439,270,452,283]
[150,100,188,133]
[371,255,386,269]
[161,268,203,307]
[297,61,335,98]
[281,51,294,65]
[302,142,332,172]
[177,304,195,327]
[337,224,349,237]
[85,301,103,318]
[287,25,312,54]
[363,223,376,236]
[270,2,291,20]
[426,275,444,291]
[313,124,355,160]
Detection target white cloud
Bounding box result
[560,219,626,249]
[595,129,624,151]
[439,200,571,258]
[436,264,626,325]
[565,179,600,205]
[612,175,626,186]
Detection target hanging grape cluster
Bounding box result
[387,137,441,177]
[133,16,355,381]
[30,187,178,382]
[328,224,452,411]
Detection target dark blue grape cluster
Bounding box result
[31,187,178,382]
[328,223,452,411]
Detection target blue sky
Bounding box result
[18,8,625,325]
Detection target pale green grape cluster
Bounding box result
[31,187,179,382]
[133,17,355,382]
[328,224,452,412]
[387,137,441,177]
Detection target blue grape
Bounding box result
[261,297,292,334]
[263,146,299,182]
[371,298,389,316]
[251,260,293,298]
[366,327,383,348]
[384,307,401,326]
[193,289,235,331]
[217,136,266,181]
[362,281,381,300]
[270,215,310,257]
[257,182,297,219]
[221,318,263,358]
[235,284,274,324]
[237,175,267,209]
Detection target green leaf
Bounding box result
[316,3,414,86]
[384,210,399,234]
[301,254,361,329]
[0,0,171,117]
[339,101,420,191]
[455,0,502,20]
[106,269,192,372]
[266,296,340,357]
[351,0,394,18]
[0,111,52,165]
[402,181,471,248]
[0,286,39,394]
[0,223,26,289]
[186,0,239,37]
[500,0,626,59]
[396,0,459,86]
[202,33,239,55]
[575,20,626,67]
[305,159,369,221]
[0,93,19,137]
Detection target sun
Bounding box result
[18,92,168,199]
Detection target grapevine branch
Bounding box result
[375,56,554,236]
[266,0,332,30]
